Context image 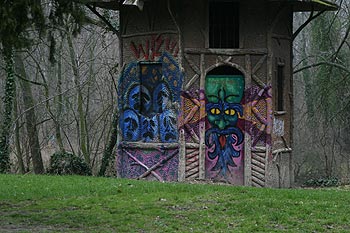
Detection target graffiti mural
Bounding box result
[118,52,182,181]
[205,75,245,184]
[243,85,272,147]
[130,35,179,61]
[118,148,179,182]
[119,53,182,143]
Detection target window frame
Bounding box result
[275,62,285,113]
[207,0,240,49]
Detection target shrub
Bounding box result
[304,177,339,187]
[48,152,91,176]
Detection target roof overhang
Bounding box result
[76,0,147,10]
[79,0,338,12]
[76,0,120,10]
[292,0,338,12]
[269,0,338,12]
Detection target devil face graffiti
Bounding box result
[205,75,244,177]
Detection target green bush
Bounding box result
[304,177,339,187]
[48,152,91,176]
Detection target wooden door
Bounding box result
[204,74,245,185]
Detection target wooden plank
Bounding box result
[178,129,186,182]
[252,163,265,174]
[184,54,200,74]
[186,151,199,160]
[252,74,266,89]
[186,161,199,172]
[122,30,178,38]
[252,170,265,182]
[186,148,199,157]
[198,53,206,180]
[186,170,199,179]
[184,124,200,143]
[252,176,265,187]
[186,148,198,154]
[252,160,266,171]
[186,157,199,164]
[185,143,200,149]
[252,181,263,188]
[185,74,200,90]
[182,91,201,106]
[123,149,163,182]
[252,153,266,164]
[252,106,268,125]
[138,150,178,180]
[244,54,252,187]
[79,0,120,10]
[252,55,267,74]
[183,105,199,125]
[120,142,178,149]
[251,146,266,153]
[185,48,268,55]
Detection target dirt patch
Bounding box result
[0,224,56,232]
[182,178,232,186]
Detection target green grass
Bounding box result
[1,175,350,232]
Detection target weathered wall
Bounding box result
[179,0,274,187]
[265,2,294,187]
[117,0,182,181]
[117,0,293,187]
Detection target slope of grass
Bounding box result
[0,174,349,232]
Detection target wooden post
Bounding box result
[178,129,186,181]
[198,53,206,179]
[244,54,252,186]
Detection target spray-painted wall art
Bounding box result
[118,51,183,181]
[120,62,179,143]
[244,85,272,147]
[118,148,179,181]
[205,74,245,184]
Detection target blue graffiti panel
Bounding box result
[119,53,183,143]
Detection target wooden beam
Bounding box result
[120,142,179,149]
[198,53,206,180]
[185,48,268,56]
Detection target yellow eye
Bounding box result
[225,109,236,115]
[210,108,221,115]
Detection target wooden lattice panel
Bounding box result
[185,148,200,179]
[251,151,266,187]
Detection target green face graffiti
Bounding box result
[205,75,244,129]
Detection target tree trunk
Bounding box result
[98,107,118,176]
[0,48,15,173]
[15,53,44,174]
[13,89,25,174]
[67,32,90,164]
[54,41,65,153]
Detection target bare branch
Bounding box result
[293,10,325,41]
[293,61,350,75]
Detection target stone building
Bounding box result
[85,0,337,187]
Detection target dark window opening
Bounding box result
[277,65,284,111]
[207,65,242,75]
[209,1,239,48]
[139,63,163,115]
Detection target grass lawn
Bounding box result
[0,174,350,232]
